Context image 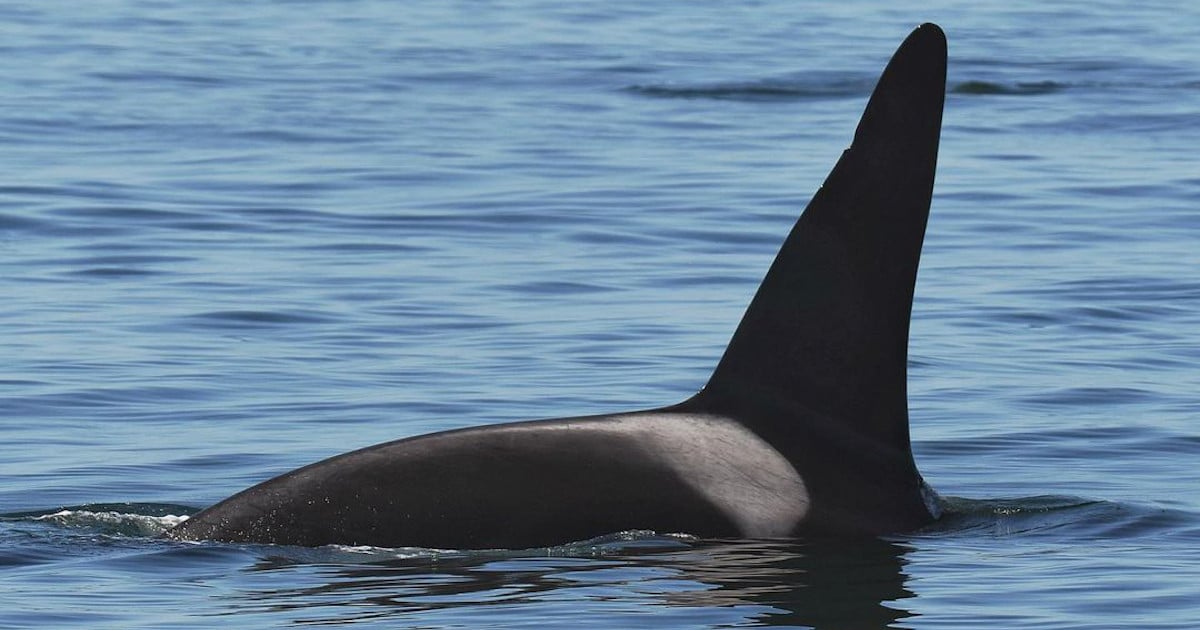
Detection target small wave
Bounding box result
[34,510,188,537]
[921,495,1191,540]
[5,504,195,538]
[624,77,871,102]
[0,212,53,232]
[952,80,1065,96]
[1019,386,1158,407]
[318,530,697,562]
[68,267,162,278]
[90,70,229,88]
[920,495,1102,537]
[182,309,340,329]
[499,280,615,296]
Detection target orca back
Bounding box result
[166,24,951,548]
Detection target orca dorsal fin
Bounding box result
[701,24,946,454]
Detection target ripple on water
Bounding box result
[623,74,875,102]
[180,309,343,330]
[951,80,1066,95]
[925,495,1193,541]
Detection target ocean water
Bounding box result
[2,1,1199,628]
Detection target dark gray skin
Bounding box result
[169,23,947,549]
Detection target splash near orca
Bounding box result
[169,23,948,549]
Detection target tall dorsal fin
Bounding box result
[701,24,946,454]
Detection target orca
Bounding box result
[168,23,947,549]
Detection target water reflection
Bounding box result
[224,537,916,628]
[658,539,915,628]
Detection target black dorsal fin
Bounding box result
[702,24,946,454]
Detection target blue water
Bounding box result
[3,1,1199,628]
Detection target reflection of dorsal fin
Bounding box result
[702,24,947,454]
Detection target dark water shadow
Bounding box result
[8,497,1195,627]
[188,494,1195,626]
[206,535,916,628]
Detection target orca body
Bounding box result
[168,23,947,549]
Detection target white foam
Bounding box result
[33,509,190,536]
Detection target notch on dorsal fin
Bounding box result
[701,24,947,454]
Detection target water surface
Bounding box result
[2,1,1199,628]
